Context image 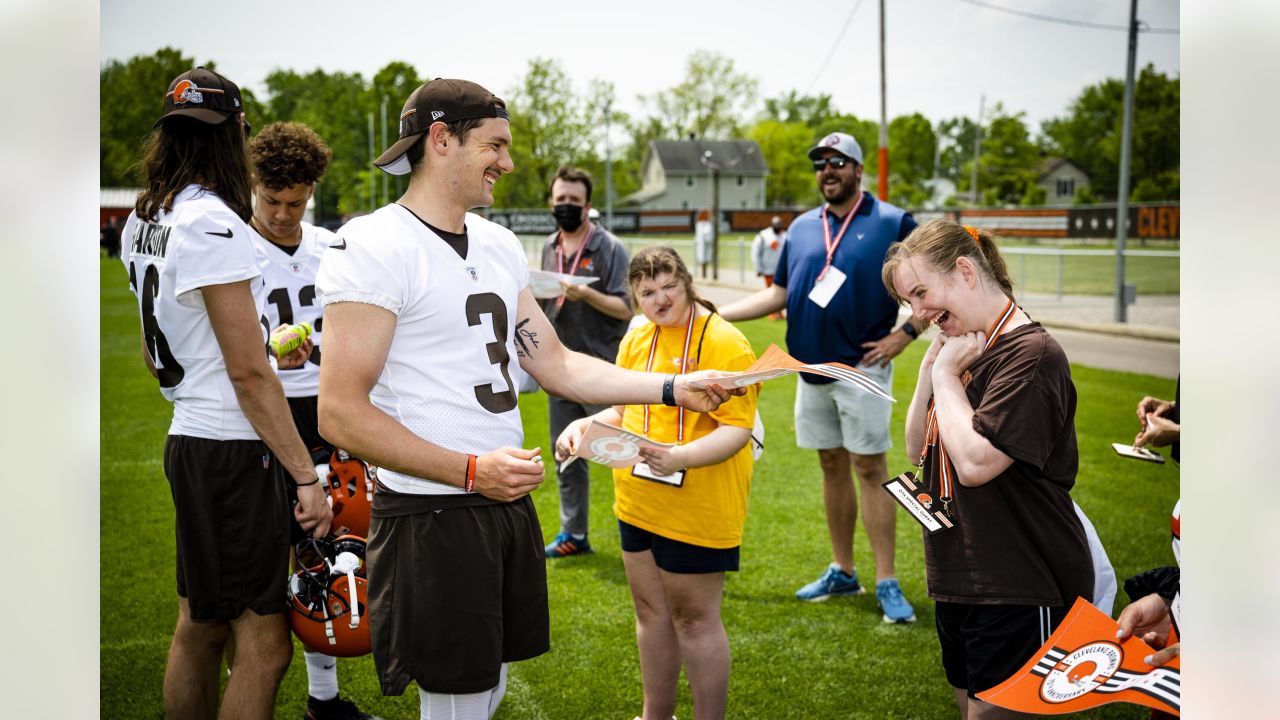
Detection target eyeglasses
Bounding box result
[812,156,853,171]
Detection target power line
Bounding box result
[807,0,868,94]
[957,0,1178,34]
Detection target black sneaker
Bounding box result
[304,695,381,720]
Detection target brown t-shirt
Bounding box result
[923,323,1094,606]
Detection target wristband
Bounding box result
[293,477,320,487]
[662,374,677,407]
[464,454,477,493]
[900,321,919,339]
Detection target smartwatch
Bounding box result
[900,321,919,339]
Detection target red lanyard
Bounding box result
[817,194,864,281]
[554,221,593,308]
[642,306,697,444]
[922,299,1018,515]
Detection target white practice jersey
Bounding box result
[121,185,268,440]
[252,222,334,398]
[317,205,529,495]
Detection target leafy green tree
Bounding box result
[762,91,836,128]
[643,50,759,140]
[936,116,980,187]
[1041,64,1179,200]
[888,113,936,185]
[748,120,814,206]
[1019,184,1047,207]
[1073,184,1098,205]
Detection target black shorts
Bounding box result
[367,492,549,695]
[935,601,1070,696]
[285,395,335,544]
[618,519,740,574]
[163,435,290,622]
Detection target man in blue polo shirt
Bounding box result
[720,132,924,623]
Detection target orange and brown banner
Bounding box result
[977,597,1180,716]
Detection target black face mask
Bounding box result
[552,203,585,232]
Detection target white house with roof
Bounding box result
[622,139,768,211]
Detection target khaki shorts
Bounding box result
[794,361,893,455]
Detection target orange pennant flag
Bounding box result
[977,597,1180,716]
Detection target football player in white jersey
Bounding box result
[121,67,332,720]
[247,121,379,720]
[315,78,743,720]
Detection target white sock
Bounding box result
[304,650,339,701]
[418,669,506,720]
[570,533,586,540]
[486,664,508,719]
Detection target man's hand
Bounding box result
[932,331,987,378]
[294,480,333,538]
[1136,395,1175,423]
[560,280,590,303]
[554,418,593,462]
[1135,413,1179,449]
[474,446,545,502]
[674,370,746,413]
[637,444,687,476]
[1116,593,1179,666]
[860,330,913,368]
[271,323,314,370]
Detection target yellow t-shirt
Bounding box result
[612,312,759,549]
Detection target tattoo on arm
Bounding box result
[514,318,541,358]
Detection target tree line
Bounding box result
[101,48,1179,219]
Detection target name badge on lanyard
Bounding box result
[880,299,1019,534]
[633,306,696,489]
[807,197,862,308]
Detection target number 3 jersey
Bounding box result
[316,205,530,495]
[120,185,268,440]
[251,222,335,398]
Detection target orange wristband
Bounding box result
[464,454,477,493]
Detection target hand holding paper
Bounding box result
[686,344,893,402]
[560,419,674,469]
[528,269,598,299]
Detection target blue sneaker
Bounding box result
[875,578,917,623]
[544,532,593,558]
[795,563,864,601]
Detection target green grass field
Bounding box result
[101,259,1179,719]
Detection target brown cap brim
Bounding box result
[154,107,236,128]
[373,131,426,176]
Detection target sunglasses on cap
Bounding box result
[812,156,853,171]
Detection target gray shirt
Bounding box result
[752,227,786,275]
[539,225,632,361]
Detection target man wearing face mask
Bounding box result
[539,165,633,558]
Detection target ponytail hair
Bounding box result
[882,219,1014,303]
[629,245,718,314]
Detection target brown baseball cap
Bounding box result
[373,78,508,176]
[154,67,244,128]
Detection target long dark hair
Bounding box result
[135,116,253,222]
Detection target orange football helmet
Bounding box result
[325,449,376,538]
[287,535,371,657]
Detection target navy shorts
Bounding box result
[618,519,739,574]
[935,601,1070,696]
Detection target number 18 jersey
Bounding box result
[316,205,529,495]
[120,185,268,440]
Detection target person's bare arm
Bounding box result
[514,288,737,411]
[203,280,331,536]
[317,301,543,502]
[560,282,632,320]
[717,284,787,322]
[637,424,752,476]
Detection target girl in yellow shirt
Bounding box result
[555,246,758,720]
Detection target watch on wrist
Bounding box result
[662,374,678,406]
[900,321,919,339]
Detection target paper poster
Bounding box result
[976,597,1180,716]
[563,419,672,469]
[528,269,599,299]
[686,343,893,402]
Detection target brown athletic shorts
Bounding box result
[367,489,550,695]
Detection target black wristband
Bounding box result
[662,374,677,406]
[900,321,919,339]
[293,477,320,487]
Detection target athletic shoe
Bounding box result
[304,695,381,720]
[544,532,593,558]
[795,563,864,601]
[875,578,917,624]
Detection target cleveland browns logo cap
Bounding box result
[155,67,245,128]
[374,78,509,176]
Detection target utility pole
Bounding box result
[380,96,388,206]
[367,112,375,213]
[1113,0,1140,323]
[970,94,984,205]
[877,0,889,200]
[605,98,614,230]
